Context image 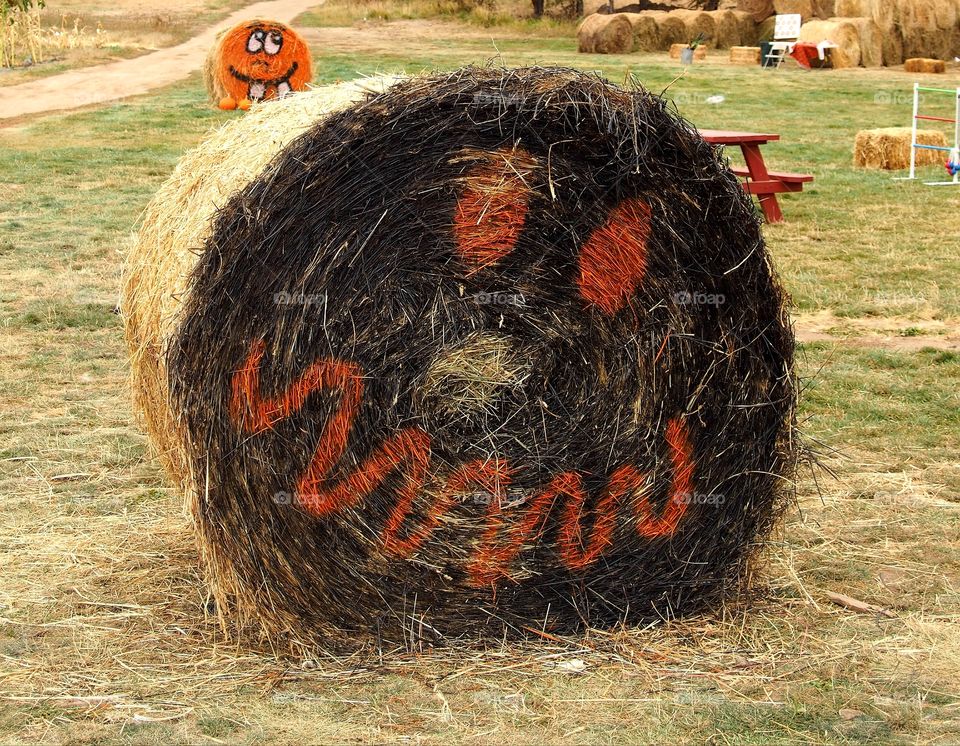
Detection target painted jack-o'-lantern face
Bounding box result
[216,20,312,111]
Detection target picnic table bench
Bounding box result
[699,129,814,223]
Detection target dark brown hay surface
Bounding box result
[154,66,796,647]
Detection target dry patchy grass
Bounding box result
[0,26,959,744]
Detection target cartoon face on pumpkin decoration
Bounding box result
[214,20,312,111]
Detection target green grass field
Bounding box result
[1,11,959,744]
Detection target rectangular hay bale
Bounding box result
[669,43,708,59]
[904,57,947,73]
[730,45,762,64]
[853,127,948,170]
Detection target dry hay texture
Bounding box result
[730,45,762,64]
[835,15,883,67]
[622,12,661,51]
[650,11,691,47]
[671,9,717,44]
[578,13,635,54]
[904,57,947,73]
[205,18,312,110]
[125,66,797,647]
[866,0,960,62]
[853,127,949,169]
[707,10,743,48]
[669,42,708,59]
[798,18,862,66]
[736,0,775,22]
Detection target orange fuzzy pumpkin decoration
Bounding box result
[212,19,312,111]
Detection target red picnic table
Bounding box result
[699,129,814,223]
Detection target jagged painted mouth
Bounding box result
[228,61,299,88]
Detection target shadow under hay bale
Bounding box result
[125,66,797,648]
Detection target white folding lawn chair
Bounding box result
[764,14,802,69]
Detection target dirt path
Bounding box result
[794,311,960,353]
[0,0,324,121]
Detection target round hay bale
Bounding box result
[671,9,717,44]
[650,11,691,47]
[202,29,229,104]
[707,9,742,47]
[867,0,896,30]
[774,0,817,21]
[854,127,948,169]
[835,0,867,14]
[622,12,662,52]
[932,0,958,30]
[834,16,883,66]
[730,45,763,64]
[577,13,635,53]
[904,56,947,72]
[731,9,761,44]
[815,0,837,17]
[898,0,950,59]
[880,25,905,65]
[125,66,797,645]
[736,0,775,22]
[798,18,861,66]
[205,19,312,110]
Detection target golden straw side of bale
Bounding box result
[120,80,396,491]
[835,0,867,14]
[202,29,228,104]
[730,45,762,64]
[622,12,662,52]
[644,12,688,47]
[853,127,948,170]
[834,16,883,66]
[731,10,760,45]
[671,9,717,45]
[577,13,635,54]
[798,18,862,67]
[774,0,817,21]
[736,0,775,22]
[904,57,948,72]
[707,9,743,48]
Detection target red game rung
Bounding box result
[915,114,959,123]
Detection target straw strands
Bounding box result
[123,66,797,646]
[204,18,312,110]
[853,127,949,169]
